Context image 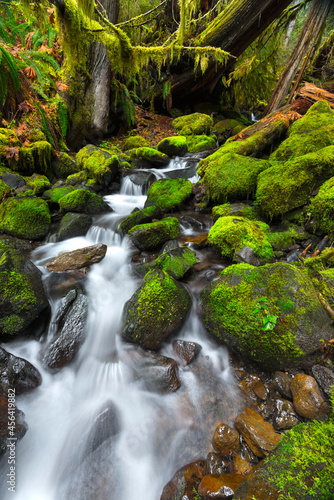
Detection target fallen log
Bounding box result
[294,82,334,109]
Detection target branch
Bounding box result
[116,0,167,27]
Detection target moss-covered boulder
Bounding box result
[208,216,274,262]
[0,244,49,336]
[186,135,217,153]
[234,416,334,500]
[201,152,271,203]
[58,188,111,215]
[0,197,51,240]
[122,269,192,350]
[119,205,162,235]
[271,100,334,163]
[76,145,120,188]
[172,113,214,136]
[135,247,197,279]
[157,136,188,157]
[9,141,54,179]
[51,152,79,178]
[145,178,192,213]
[268,224,310,251]
[56,213,92,241]
[256,146,334,219]
[43,185,77,206]
[126,147,170,169]
[212,203,259,222]
[309,176,334,238]
[214,119,246,136]
[200,262,334,371]
[123,135,149,151]
[128,217,180,251]
[25,174,51,196]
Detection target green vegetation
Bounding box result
[157,136,188,157]
[136,247,197,279]
[145,178,192,213]
[308,176,334,238]
[212,203,258,222]
[119,205,162,235]
[186,135,217,153]
[128,217,180,251]
[58,188,110,214]
[123,135,149,151]
[0,197,51,240]
[172,113,214,136]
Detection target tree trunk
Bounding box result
[264,0,333,116]
[65,0,119,148]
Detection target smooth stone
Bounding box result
[198,473,245,499]
[212,423,240,456]
[290,374,330,420]
[272,371,293,399]
[231,453,253,476]
[172,339,201,366]
[45,243,107,272]
[0,347,42,395]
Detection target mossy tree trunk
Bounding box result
[264,0,333,115]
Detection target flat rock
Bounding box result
[45,243,107,272]
[198,473,245,499]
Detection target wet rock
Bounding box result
[119,205,163,235]
[206,452,230,475]
[273,397,299,430]
[0,347,42,395]
[212,423,240,456]
[131,351,181,393]
[2,172,26,189]
[56,213,92,242]
[290,374,330,420]
[136,247,197,280]
[0,393,28,456]
[43,289,88,371]
[272,371,292,399]
[312,364,334,396]
[234,407,282,458]
[126,170,156,189]
[235,246,261,266]
[82,401,120,457]
[172,340,201,366]
[122,269,192,350]
[128,217,181,251]
[160,459,207,500]
[45,243,107,272]
[198,473,245,499]
[231,453,253,476]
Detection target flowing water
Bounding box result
[0,158,242,499]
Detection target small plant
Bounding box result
[253,297,278,331]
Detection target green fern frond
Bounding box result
[0,46,20,94]
[0,68,8,106]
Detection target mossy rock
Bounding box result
[8,141,54,179]
[43,185,77,205]
[200,262,334,371]
[123,135,149,151]
[126,147,170,168]
[220,108,252,126]
[303,248,334,275]
[76,145,120,188]
[214,119,246,136]
[56,213,92,242]
[65,170,88,186]
[135,247,197,279]
[201,152,271,203]
[268,224,310,251]
[256,146,334,219]
[157,136,188,157]
[309,176,334,238]
[58,188,111,215]
[145,178,192,213]
[208,216,273,261]
[119,205,163,235]
[212,203,259,222]
[0,197,51,240]
[172,113,214,136]
[186,135,217,153]
[122,269,192,350]
[0,179,11,199]
[25,174,51,196]
[0,244,49,336]
[128,217,180,251]
[51,152,79,179]
[234,417,334,500]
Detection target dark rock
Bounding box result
[56,213,92,242]
[273,397,299,430]
[272,371,293,399]
[82,401,120,458]
[45,243,107,272]
[160,459,207,500]
[0,393,27,456]
[312,364,334,396]
[0,347,42,395]
[235,246,261,266]
[129,350,181,393]
[206,452,230,475]
[2,172,26,189]
[290,374,330,420]
[172,340,201,366]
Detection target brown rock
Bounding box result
[212,423,240,456]
[273,397,299,430]
[234,407,282,458]
[290,374,329,420]
[272,371,292,399]
[231,453,253,476]
[206,452,230,475]
[160,459,206,500]
[252,380,267,401]
[198,473,244,499]
[45,243,107,272]
[172,339,201,366]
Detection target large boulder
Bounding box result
[56,212,92,241]
[135,246,197,279]
[144,178,193,213]
[0,346,42,395]
[122,269,192,350]
[0,245,49,337]
[119,205,162,235]
[0,197,51,240]
[76,145,120,188]
[45,243,107,272]
[128,217,181,251]
[157,136,188,157]
[200,262,334,371]
[126,147,170,169]
[59,188,111,215]
[308,176,334,239]
[172,113,214,135]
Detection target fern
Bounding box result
[0,46,20,106]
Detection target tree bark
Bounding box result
[264,0,333,116]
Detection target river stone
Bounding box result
[311,364,334,396]
[136,247,197,279]
[81,401,121,458]
[0,393,27,456]
[131,351,181,393]
[198,473,245,499]
[172,340,201,366]
[234,407,282,458]
[206,452,230,475]
[119,205,163,235]
[235,246,261,266]
[122,269,192,350]
[0,197,51,240]
[56,213,92,241]
[43,289,88,371]
[0,245,49,337]
[212,423,240,456]
[128,217,181,252]
[231,452,253,476]
[272,371,293,399]
[200,262,334,371]
[290,374,329,420]
[0,347,42,395]
[45,243,107,272]
[2,172,26,189]
[273,397,299,430]
[161,459,207,500]
[59,188,111,215]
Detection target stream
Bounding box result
[0,157,242,499]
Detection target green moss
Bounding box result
[25,174,51,195]
[66,170,88,185]
[186,135,217,153]
[201,152,270,203]
[212,203,258,222]
[0,197,51,240]
[126,146,169,161]
[208,216,273,261]
[123,135,149,151]
[0,180,10,199]
[268,225,309,251]
[157,136,188,157]
[76,145,120,186]
[0,315,25,335]
[137,247,197,279]
[43,185,76,204]
[145,178,192,213]
[308,176,334,238]
[119,205,162,235]
[9,141,54,178]
[128,217,180,251]
[59,188,110,214]
[214,118,246,136]
[172,113,214,136]
[51,152,79,178]
[256,146,334,219]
